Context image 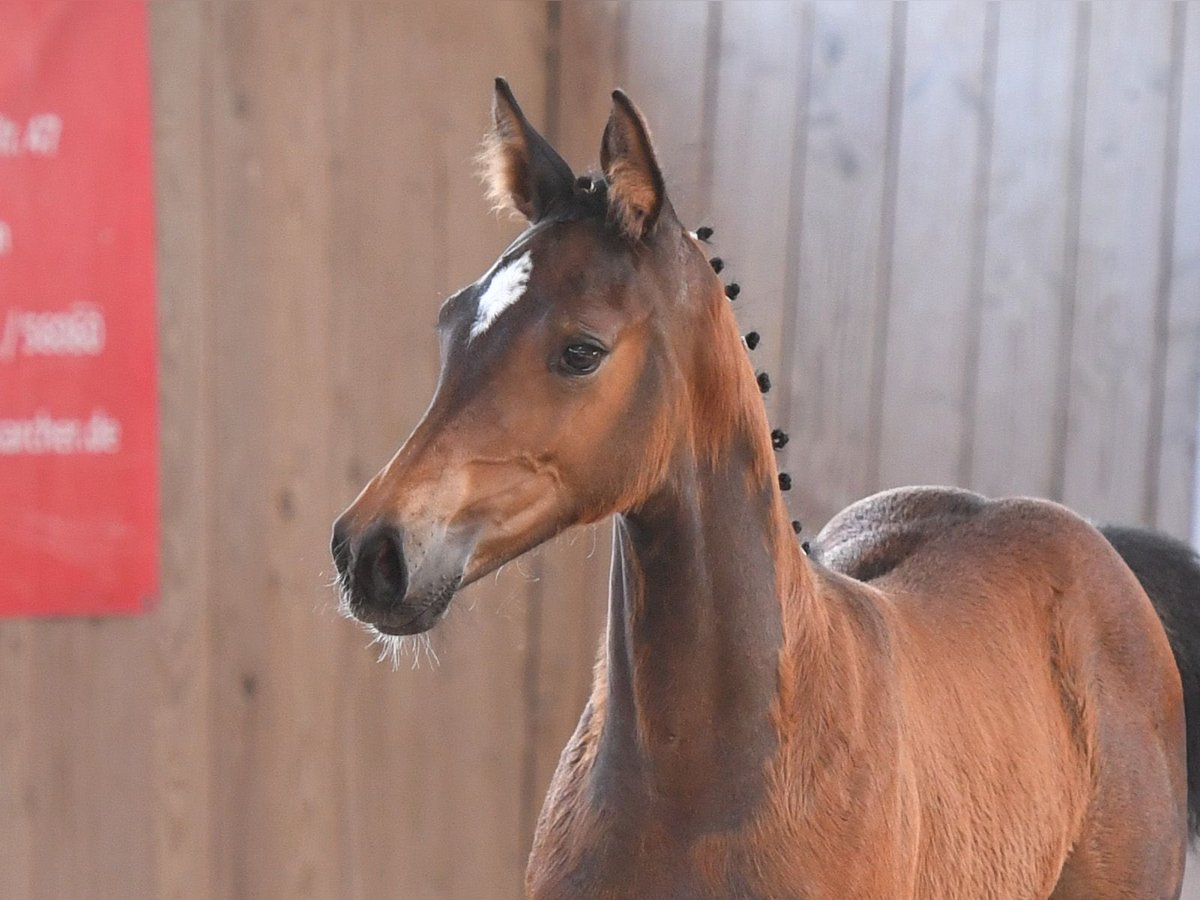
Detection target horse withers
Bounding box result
[331,78,1200,898]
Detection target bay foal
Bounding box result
[332,80,1200,898]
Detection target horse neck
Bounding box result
[597,312,826,827]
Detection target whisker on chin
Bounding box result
[369,629,415,670]
[335,581,350,609]
[312,596,344,622]
[422,633,441,667]
[513,555,540,582]
[366,625,443,671]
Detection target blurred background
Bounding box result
[2,2,1198,898]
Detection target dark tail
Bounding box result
[1101,524,1200,839]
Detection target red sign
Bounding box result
[0,1,157,615]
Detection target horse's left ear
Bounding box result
[480,77,575,221]
[600,90,667,241]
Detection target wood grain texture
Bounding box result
[260,5,342,896]
[968,3,1080,501]
[709,1,809,519]
[204,4,341,896]
[785,0,896,526]
[1061,2,1176,525]
[877,1,992,490]
[621,1,717,227]
[1157,4,1200,541]
[0,621,33,899]
[147,8,216,900]
[147,6,214,896]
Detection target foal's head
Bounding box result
[331,79,767,637]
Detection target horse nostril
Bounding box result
[331,518,353,579]
[353,523,408,609]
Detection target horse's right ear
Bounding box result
[600,90,666,241]
[479,77,575,222]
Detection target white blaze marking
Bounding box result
[469,251,534,340]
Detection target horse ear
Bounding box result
[479,77,575,221]
[600,90,666,241]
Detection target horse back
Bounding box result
[814,486,994,583]
[814,485,1177,744]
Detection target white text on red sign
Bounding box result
[0,303,106,361]
[0,113,63,157]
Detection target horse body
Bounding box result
[332,79,1197,898]
[528,478,1186,897]
[834,489,1187,898]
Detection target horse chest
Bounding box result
[529,825,906,900]
[528,761,774,897]
[528,772,897,899]
[529,712,921,898]
[529,829,792,900]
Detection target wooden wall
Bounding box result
[0,3,1197,898]
[618,1,1200,544]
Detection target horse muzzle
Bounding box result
[331,515,465,635]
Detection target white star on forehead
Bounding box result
[469,250,534,340]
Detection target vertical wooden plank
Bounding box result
[204,5,272,894]
[76,622,158,897]
[1061,2,1175,525]
[148,2,213,897]
[556,3,623,170]
[259,3,344,897]
[622,1,716,226]
[326,7,447,898]
[22,620,156,899]
[520,0,620,867]
[205,3,345,896]
[709,1,808,513]
[0,622,33,898]
[784,0,898,526]
[1143,1,1188,536]
[328,6,550,898]
[1156,4,1200,541]
[23,627,80,899]
[968,4,1080,500]
[876,1,992,491]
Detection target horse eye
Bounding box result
[559,342,606,376]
